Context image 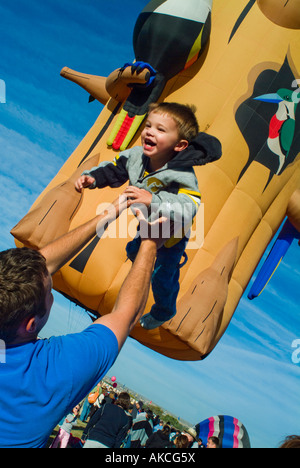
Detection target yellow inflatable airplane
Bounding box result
[11,0,300,360]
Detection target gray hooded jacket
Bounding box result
[83,132,222,243]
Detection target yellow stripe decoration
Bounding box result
[107,109,128,147]
[178,187,202,205]
[185,27,204,69]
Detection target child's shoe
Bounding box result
[139,313,166,330]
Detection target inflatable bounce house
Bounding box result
[11,0,300,361]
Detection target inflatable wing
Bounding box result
[248,218,300,300]
[195,415,251,448]
[11,0,300,361]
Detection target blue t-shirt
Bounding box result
[0,324,118,448]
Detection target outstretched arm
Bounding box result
[94,210,172,351]
[39,195,128,276]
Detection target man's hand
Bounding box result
[75,175,96,192]
[124,186,153,207]
[96,194,129,238]
[134,208,173,250]
[111,193,129,218]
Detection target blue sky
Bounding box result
[0,0,299,448]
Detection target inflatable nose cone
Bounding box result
[60,67,110,105]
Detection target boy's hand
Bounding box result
[124,186,152,207]
[75,175,96,192]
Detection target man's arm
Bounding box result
[39,195,128,275]
[94,211,172,351]
[94,238,156,351]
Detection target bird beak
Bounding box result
[254,93,282,103]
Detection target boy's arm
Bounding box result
[85,151,130,189]
[40,195,128,275]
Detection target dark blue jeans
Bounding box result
[126,235,188,321]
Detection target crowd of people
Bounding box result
[49,383,220,449]
[50,384,300,449]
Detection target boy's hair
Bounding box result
[148,102,199,142]
[0,248,49,343]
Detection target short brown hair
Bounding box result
[176,434,189,448]
[208,436,220,447]
[279,435,300,448]
[117,392,131,410]
[148,102,199,142]
[0,248,49,343]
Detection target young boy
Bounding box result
[75,102,222,329]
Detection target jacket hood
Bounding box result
[167,132,222,169]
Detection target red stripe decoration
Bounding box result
[112,114,135,150]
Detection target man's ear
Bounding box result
[174,139,189,152]
[18,317,38,339]
[25,317,38,334]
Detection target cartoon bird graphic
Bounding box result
[254,88,298,174]
[60,0,213,153]
[107,0,213,150]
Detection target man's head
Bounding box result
[137,400,143,410]
[183,427,198,444]
[0,248,53,344]
[141,102,199,169]
[117,392,131,411]
[207,436,220,448]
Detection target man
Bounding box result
[0,196,170,448]
[183,427,199,448]
[207,436,220,448]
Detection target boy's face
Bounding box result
[141,111,188,168]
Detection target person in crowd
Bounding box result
[86,383,105,421]
[207,436,220,448]
[0,195,171,448]
[183,427,199,448]
[169,427,181,443]
[197,437,206,448]
[79,397,93,423]
[82,392,131,448]
[174,434,190,448]
[278,435,300,448]
[145,424,173,448]
[153,420,164,433]
[131,400,144,420]
[128,409,154,448]
[50,405,80,448]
